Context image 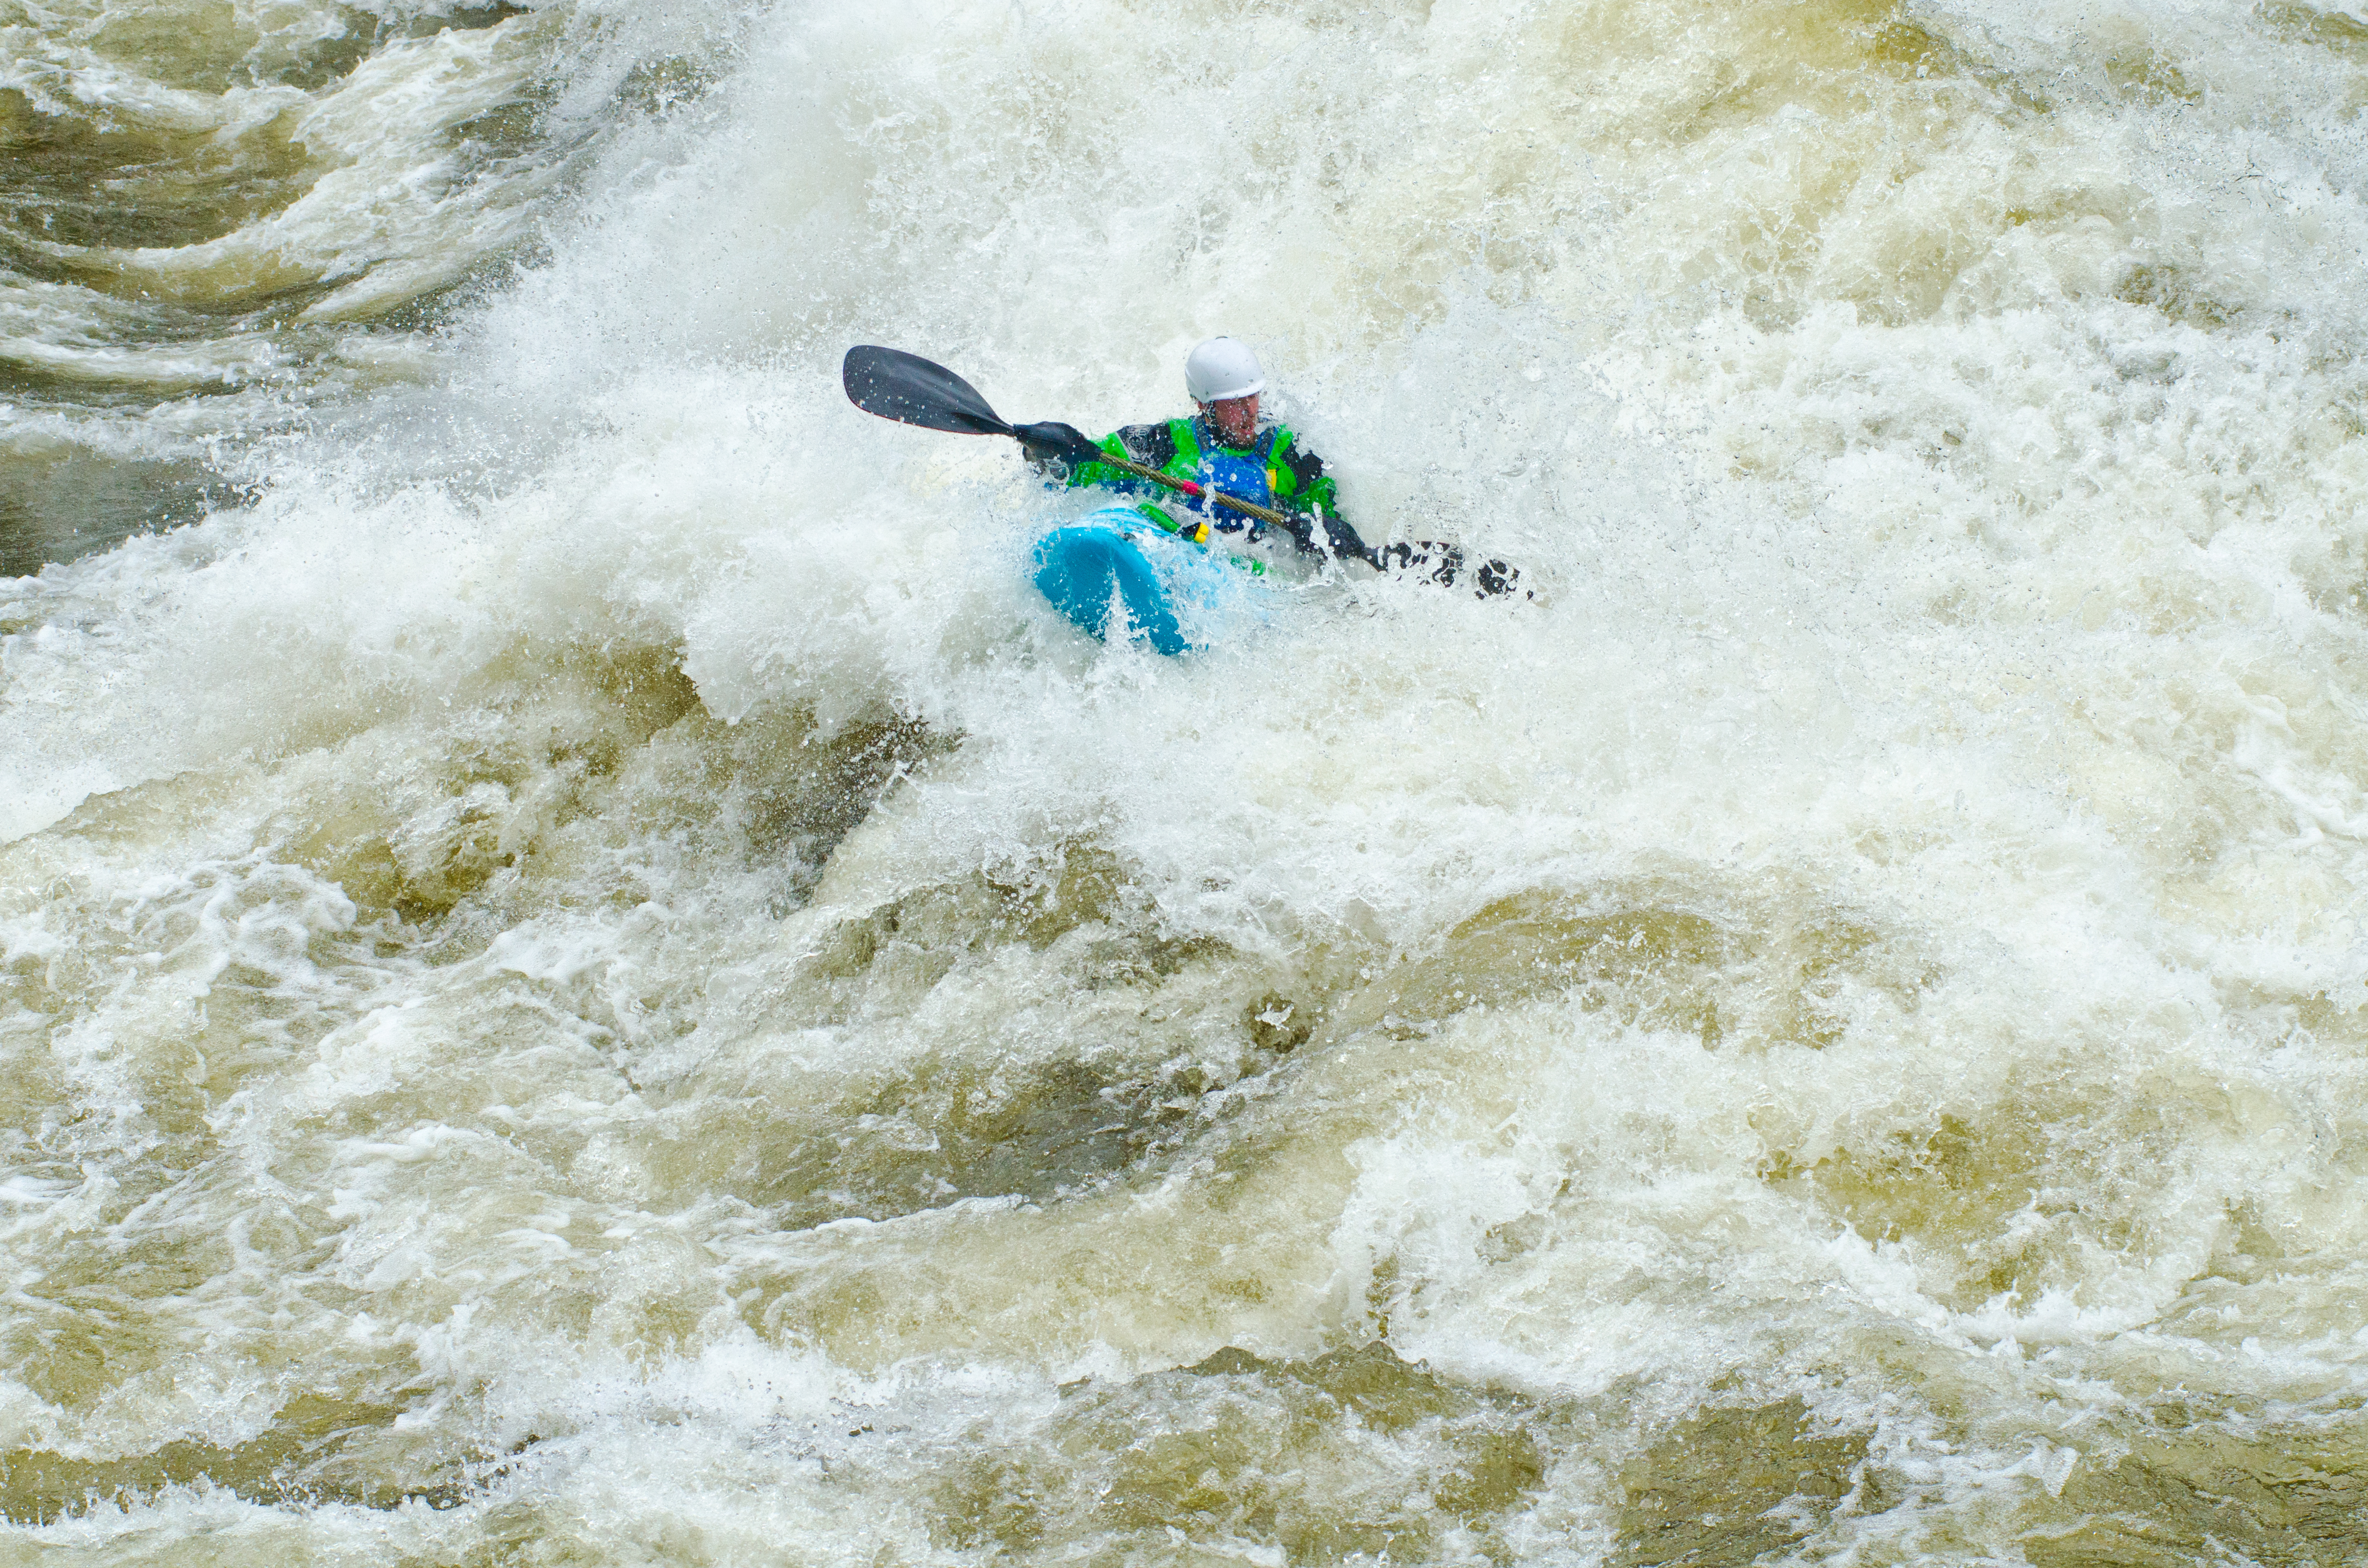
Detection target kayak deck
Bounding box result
[1031,506,1270,655]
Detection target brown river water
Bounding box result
[5,0,2368,1561]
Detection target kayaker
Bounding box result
[1022,336,1391,570]
[838,340,1524,643]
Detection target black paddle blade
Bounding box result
[843,345,1012,438]
[1379,540,1529,599]
[1471,557,1526,599]
[1008,420,1105,468]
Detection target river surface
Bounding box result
[5,0,2368,1561]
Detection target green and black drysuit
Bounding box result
[1056,414,1382,566]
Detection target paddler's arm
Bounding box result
[1267,436,1523,595]
[1266,435,1382,567]
[1030,423,1177,494]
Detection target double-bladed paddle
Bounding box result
[841,344,1525,597]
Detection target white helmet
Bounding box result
[1184,336,1265,403]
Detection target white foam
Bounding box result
[8,0,2368,1555]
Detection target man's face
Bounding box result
[1203,393,1259,446]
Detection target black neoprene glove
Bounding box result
[1283,510,1383,567]
[1011,421,1104,470]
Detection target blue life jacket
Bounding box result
[1170,416,1283,532]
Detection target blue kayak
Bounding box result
[1031,505,1273,656]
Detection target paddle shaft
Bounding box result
[1086,451,1291,529]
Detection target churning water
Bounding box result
[6,0,2368,1560]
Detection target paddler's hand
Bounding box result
[1011,421,1104,472]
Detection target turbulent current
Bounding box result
[6,0,2368,1561]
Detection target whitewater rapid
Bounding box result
[6,0,2368,1560]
